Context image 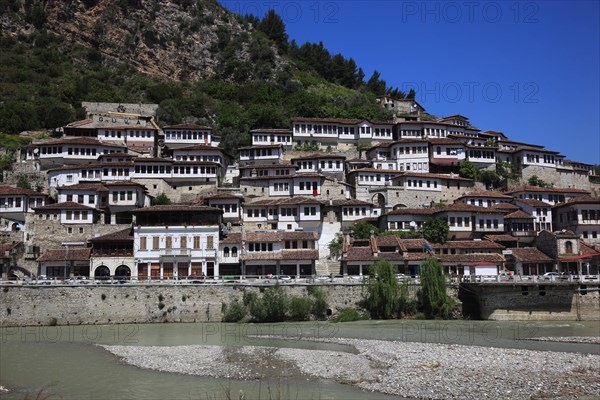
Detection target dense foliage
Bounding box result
[351,221,379,239]
[421,217,449,244]
[417,257,455,319]
[363,259,413,319]
[221,285,330,323]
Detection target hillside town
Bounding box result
[1,99,599,282]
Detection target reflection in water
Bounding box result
[0,320,598,400]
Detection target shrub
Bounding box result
[364,259,400,319]
[333,307,369,322]
[288,297,313,321]
[307,286,329,320]
[222,299,247,322]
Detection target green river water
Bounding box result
[1,320,599,400]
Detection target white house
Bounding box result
[250,128,293,147]
[0,186,47,227]
[163,124,214,148]
[133,205,223,279]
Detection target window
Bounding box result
[165,236,172,249]
[207,236,214,249]
[180,236,187,249]
[193,236,200,249]
[224,247,230,257]
[66,211,72,220]
[66,195,73,202]
[153,236,159,250]
[140,237,147,250]
[564,241,573,254]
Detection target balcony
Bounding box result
[160,248,191,257]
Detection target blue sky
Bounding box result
[219,1,600,165]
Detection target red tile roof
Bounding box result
[508,247,553,263]
[90,228,133,242]
[33,201,97,211]
[504,210,534,219]
[164,124,212,130]
[431,240,505,250]
[0,185,46,197]
[37,248,91,262]
[506,186,589,194]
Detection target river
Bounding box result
[1,320,598,400]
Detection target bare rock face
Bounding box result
[1,0,283,81]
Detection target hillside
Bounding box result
[0,0,401,156]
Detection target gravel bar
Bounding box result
[101,339,600,400]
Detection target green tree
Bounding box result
[418,257,455,319]
[422,217,448,244]
[479,170,502,189]
[328,233,344,259]
[366,70,386,95]
[152,192,172,205]
[16,175,32,190]
[594,165,600,176]
[459,160,479,180]
[364,259,400,319]
[258,9,288,52]
[528,175,550,188]
[352,221,379,239]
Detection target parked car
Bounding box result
[543,272,559,277]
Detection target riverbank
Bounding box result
[101,338,600,400]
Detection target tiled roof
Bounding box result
[244,231,317,242]
[239,144,283,150]
[348,168,405,174]
[239,162,295,170]
[428,138,464,145]
[37,248,91,262]
[241,249,319,261]
[291,117,364,124]
[0,241,22,254]
[457,191,513,199]
[431,240,505,250]
[504,210,534,219]
[90,228,133,242]
[290,153,346,161]
[133,205,222,213]
[441,203,506,214]
[29,137,126,148]
[250,128,292,133]
[554,195,600,207]
[0,185,46,197]
[393,172,473,181]
[47,162,134,172]
[438,253,505,263]
[33,201,97,211]
[490,203,520,211]
[515,199,551,207]
[508,247,553,263]
[172,145,223,152]
[205,193,244,201]
[245,197,324,206]
[57,183,108,192]
[484,234,519,243]
[221,233,242,244]
[384,207,437,216]
[506,186,589,194]
[163,124,212,130]
[330,199,375,207]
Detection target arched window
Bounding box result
[565,241,573,254]
[232,247,238,257]
[223,247,230,257]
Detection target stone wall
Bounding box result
[0,284,369,326]
[460,283,600,321]
[520,165,594,191]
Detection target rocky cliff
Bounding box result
[0,0,284,81]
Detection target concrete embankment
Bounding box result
[459,282,600,321]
